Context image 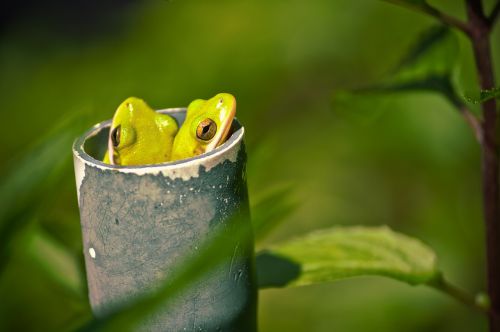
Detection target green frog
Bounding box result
[171,93,236,161]
[103,97,178,165]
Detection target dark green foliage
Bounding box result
[333,25,464,110]
[0,113,90,270]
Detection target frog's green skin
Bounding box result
[171,93,236,161]
[103,97,178,166]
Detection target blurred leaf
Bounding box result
[0,110,91,268]
[0,130,71,222]
[251,184,298,242]
[465,86,500,104]
[391,26,458,81]
[0,219,92,332]
[333,26,463,110]
[257,225,439,288]
[77,180,297,331]
[77,216,254,332]
[24,224,84,298]
[331,90,393,124]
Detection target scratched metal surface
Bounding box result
[73,109,257,332]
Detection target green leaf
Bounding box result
[257,226,439,288]
[390,25,458,82]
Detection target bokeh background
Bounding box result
[1,0,499,331]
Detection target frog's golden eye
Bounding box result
[111,125,121,147]
[196,119,217,141]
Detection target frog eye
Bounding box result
[111,125,121,147]
[196,119,217,141]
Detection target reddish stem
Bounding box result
[466,0,500,330]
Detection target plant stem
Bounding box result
[460,104,483,143]
[466,0,500,330]
[429,275,490,315]
[385,0,471,35]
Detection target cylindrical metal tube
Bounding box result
[72,108,256,331]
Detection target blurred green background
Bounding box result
[1,0,499,331]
